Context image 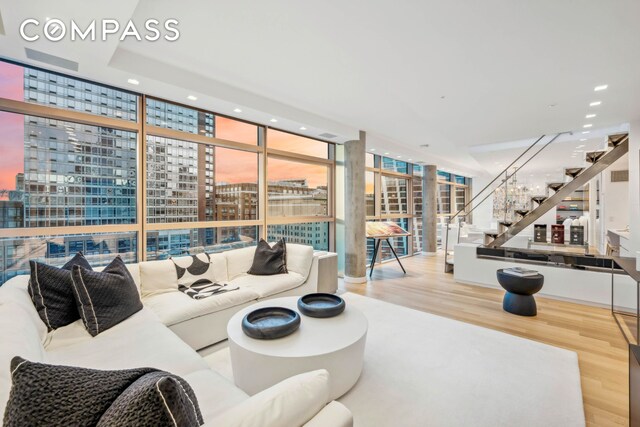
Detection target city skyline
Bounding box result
[0,60,334,283]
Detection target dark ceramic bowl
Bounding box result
[241,307,300,339]
[297,293,346,318]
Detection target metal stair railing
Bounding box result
[443,131,569,272]
[488,133,629,247]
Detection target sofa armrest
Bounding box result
[305,252,338,294]
[303,401,353,427]
[208,369,330,427]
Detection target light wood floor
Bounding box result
[341,253,629,426]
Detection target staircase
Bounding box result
[486,133,627,247]
[444,132,629,272]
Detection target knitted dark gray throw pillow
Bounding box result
[248,238,288,275]
[70,256,142,337]
[97,370,204,427]
[3,357,203,427]
[28,252,93,331]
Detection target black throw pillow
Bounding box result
[28,252,92,331]
[3,357,203,427]
[248,238,288,275]
[97,371,203,427]
[70,256,142,337]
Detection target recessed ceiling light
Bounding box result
[384,152,390,155]
[580,138,587,141]
[583,124,593,128]
[397,155,402,158]
[582,131,590,134]
[585,114,596,119]
[576,144,585,148]
[589,101,601,107]
[233,108,242,113]
[369,148,376,152]
[127,78,140,85]
[270,118,278,123]
[299,126,307,131]
[187,95,197,101]
[594,84,608,91]
[408,158,412,161]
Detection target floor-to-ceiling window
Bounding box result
[364,156,472,263]
[365,154,413,264]
[436,170,471,247]
[265,129,334,251]
[0,59,335,283]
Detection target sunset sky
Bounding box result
[0,62,24,199]
[266,129,329,188]
[214,124,329,188]
[0,61,329,199]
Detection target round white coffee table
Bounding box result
[227,296,367,400]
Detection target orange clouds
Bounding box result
[215,117,258,145]
[267,129,328,158]
[215,147,258,184]
[268,157,327,189]
[0,112,24,199]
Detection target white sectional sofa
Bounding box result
[140,243,324,350]
[0,244,352,426]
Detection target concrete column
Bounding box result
[344,131,367,283]
[628,119,640,254]
[423,165,438,254]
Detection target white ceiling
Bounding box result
[469,124,628,190]
[0,0,639,178]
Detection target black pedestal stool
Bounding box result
[496,269,544,316]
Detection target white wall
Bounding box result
[455,243,637,310]
[469,174,495,230]
[601,153,629,236]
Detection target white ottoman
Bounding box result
[227,296,368,400]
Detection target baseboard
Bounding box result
[454,278,612,309]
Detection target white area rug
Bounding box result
[204,293,585,427]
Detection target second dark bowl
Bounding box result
[297,293,346,318]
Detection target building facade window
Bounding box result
[146,226,258,260]
[267,222,329,251]
[0,60,336,284]
[365,156,472,261]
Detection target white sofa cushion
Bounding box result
[138,259,178,297]
[45,308,208,378]
[0,276,47,341]
[182,369,248,424]
[209,369,331,427]
[0,303,47,417]
[143,288,260,326]
[303,401,354,427]
[230,272,306,298]
[285,243,315,280]
[226,246,257,280]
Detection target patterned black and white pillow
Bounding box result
[171,253,216,288]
